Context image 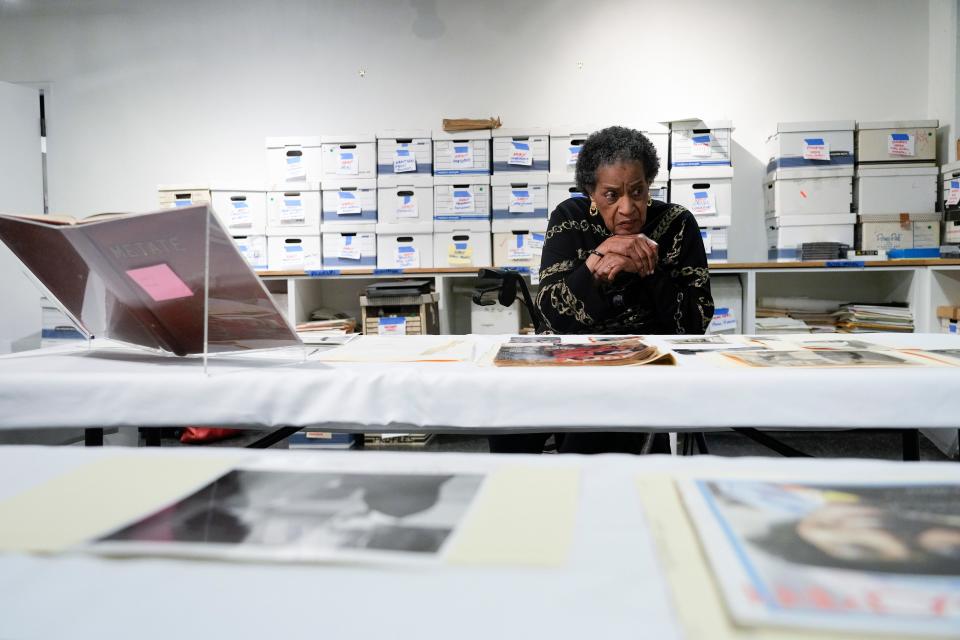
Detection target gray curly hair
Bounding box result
[575,126,660,195]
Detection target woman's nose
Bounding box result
[617,195,633,213]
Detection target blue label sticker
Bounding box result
[512,141,530,151]
[285,245,303,252]
[804,138,825,145]
[952,181,959,189]
[455,242,468,251]
[340,152,354,159]
[715,307,730,315]
[512,190,530,198]
[396,149,410,157]
[694,191,709,199]
[380,317,405,326]
[174,200,191,207]
[232,201,248,208]
[398,246,415,253]
[307,269,341,276]
[453,190,471,198]
[284,199,302,207]
[286,157,301,164]
[373,269,403,275]
[344,235,353,245]
[532,233,544,243]
[516,235,525,248]
[569,145,582,153]
[692,135,711,144]
[700,230,708,238]
[454,145,469,154]
[891,133,909,141]
[825,260,864,267]
[340,191,356,199]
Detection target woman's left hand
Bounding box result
[594,252,651,283]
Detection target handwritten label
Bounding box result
[691,190,716,215]
[280,197,305,223]
[508,141,533,166]
[452,143,474,169]
[567,145,581,166]
[395,244,419,268]
[509,189,534,213]
[708,308,737,332]
[700,229,712,254]
[285,147,306,181]
[888,133,915,157]
[393,144,417,173]
[452,188,475,214]
[802,138,830,161]
[378,316,406,335]
[338,235,361,260]
[396,192,418,219]
[448,241,473,265]
[529,232,544,251]
[529,233,544,285]
[337,191,362,215]
[336,149,359,175]
[691,134,711,157]
[282,243,304,268]
[508,234,530,261]
[229,200,251,227]
[126,263,193,302]
[947,180,960,206]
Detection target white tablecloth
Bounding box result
[0,446,957,640]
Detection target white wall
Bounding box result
[0,0,951,262]
[929,0,959,163]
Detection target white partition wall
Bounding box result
[0,80,43,354]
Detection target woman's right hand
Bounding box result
[595,234,659,277]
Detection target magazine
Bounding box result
[92,468,485,564]
[723,349,922,368]
[0,206,300,356]
[493,337,675,367]
[678,478,960,636]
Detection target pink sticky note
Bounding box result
[126,263,194,302]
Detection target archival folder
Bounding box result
[0,205,301,356]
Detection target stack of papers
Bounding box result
[835,304,914,333]
[757,296,845,333]
[754,317,812,334]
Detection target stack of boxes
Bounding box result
[211,187,268,271]
[548,126,591,213]
[764,121,856,261]
[491,128,549,270]
[320,134,378,268]
[432,129,493,267]
[376,130,434,269]
[669,120,734,263]
[264,137,322,271]
[942,161,960,247]
[855,121,940,256]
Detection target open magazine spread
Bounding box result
[493,337,675,367]
[92,468,486,564]
[678,478,960,636]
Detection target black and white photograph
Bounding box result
[726,349,919,368]
[96,469,486,561]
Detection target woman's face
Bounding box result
[590,160,649,235]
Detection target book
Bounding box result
[0,205,300,356]
[677,477,960,636]
[493,337,675,367]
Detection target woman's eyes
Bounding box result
[603,188,646,202]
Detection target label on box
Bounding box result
[700,229,712,254]
[281,197,305,223]
[567,145,581,166]
[378,316,406,335]
[509,234,531,261]
[174,198,192,208]
[338,235,361,260]
[888,133,915,157]
[285,147,306,181]
[691,134,711,157]
[229,200,251,227]
[337,191,362,215]
[393,144,417,173]
[395,244,419,268]
[948,180,960,206]
[946,221,960,243]
[802,138,830,161]
[509,141,533,166]
[396,192,418,218]
[708,308,737,332]
[452,143,474,169]
[913,222,938,248]
[282,243,304,267]
[691,190,716,215]
[337,149,359,175]
[509,189,534,213]
[448,241,472,265]
[452,188,475,214]
[873,231,908,251]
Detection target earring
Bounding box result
[589,201,598,216]
[647,197,653,206]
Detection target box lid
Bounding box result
[433,174,491,186]
[267,184,320,193]
[432,129,492,140]
[320,133,376,144]
[941,161,960,177]
[766,167,854,181]
[765,213,856,227]
[549,125,599,138]
[857,120,939,130]
[320,178,378,191]
[376,174,434,189]
[858,212,943,223]
[491,172,549,187]
[157,184,210,192]
[375,222,434,235]
[210,186,268,193]
[638,122,670,135]
[667,118,734,131]
[670,165,735,180]
[492,127,549,138]
[376,129,431,140]
[856,166,939,177]
[434,219,492,233]
[492,219,549,233]
[775,121,856,134]
[322,228,376,237]
[265,136,322,148]
[694,215,732,227]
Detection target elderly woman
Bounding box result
[490,125,714,454]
